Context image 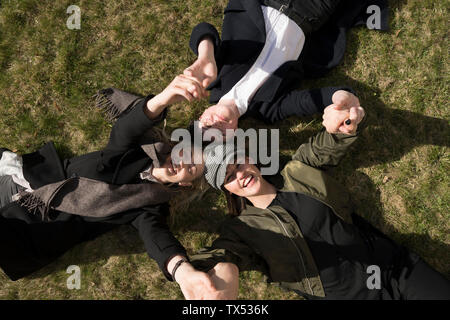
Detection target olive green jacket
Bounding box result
[190,118,366,298]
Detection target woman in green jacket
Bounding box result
[191,105,450,300]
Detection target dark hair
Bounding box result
[222,186,247,216]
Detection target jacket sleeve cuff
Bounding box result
[189,22,220,57]
[134,94,168,125]
[318,87,356,107]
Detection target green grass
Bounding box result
[0,0,448,299]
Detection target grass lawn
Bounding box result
[0,0,448,299]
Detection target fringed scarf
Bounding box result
[16,88,174,221]
[92,88,144,122]
[16,176,173,221]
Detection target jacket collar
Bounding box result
[141,142,171,168]
[238,0,266,39]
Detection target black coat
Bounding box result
[189,0,388,123]
[0,97,186,281]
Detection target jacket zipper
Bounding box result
[268,210,314,295]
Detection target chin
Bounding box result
[243,178,261,197]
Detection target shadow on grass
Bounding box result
[20,76,448,281]
[12,0,449,283]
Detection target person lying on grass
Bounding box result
[0,74,220,299]
[187,104,450,300]
[184,0,388,135]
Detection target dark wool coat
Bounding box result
[0,97,186,281]
[189,0,389,123]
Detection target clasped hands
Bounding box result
[322,90,365,135]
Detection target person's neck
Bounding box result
[247,178,277,210]
[150,167,168,185]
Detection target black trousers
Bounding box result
[353,213,450,300]
[298,214,450,300]
[261,0,342,34]
[0,202,116,280]
[387,254,450,300]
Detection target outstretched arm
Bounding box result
[184,38,218,92]
[106,74,204,152]
[185,22,221,92]
[292,100,366,169]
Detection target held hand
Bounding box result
[332,90,361,111]
[204,263,239,300]
[145,74,205,119]
[184,58,217,93]
[322,104,365,134]
[147,74,204,110]
[175,262,219,300]
[323,90,365,134]
[184,38,217,93]
[199,100,239,136]
[159,74,206,105]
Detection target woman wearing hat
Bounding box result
[191,105,450,300]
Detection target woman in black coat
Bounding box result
[184,0,388,133]
[0,74,216,299]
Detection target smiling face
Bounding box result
[223,158,262,198]
[152,149,204,185]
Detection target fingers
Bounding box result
[349,106,359,122]
[172,86,195,103]
[199,110,213,127]
[332,91,360,112]
[203,77,213,89]
[356,106,365,123]
[333,97,346,110]
[183,68,193,77]
[174,74,205,99]
[339,121,357,134]
[181,74,208,98]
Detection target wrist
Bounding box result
[145,94,167,119]
[173,261,193,284]
[167,255,189,281]
[219,99,240,118]
[198,38,215,61]
[228,102,240,119]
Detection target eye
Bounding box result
[225,166,236,184]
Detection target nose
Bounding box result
[235,166,246,182]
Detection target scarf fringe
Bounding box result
[16,191,47,221]
[92,89,122,122]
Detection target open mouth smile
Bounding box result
[242,174,254,188]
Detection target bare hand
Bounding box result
[199,100,239,135]
[322,104,365,134]
[157,74,205,105]
[184,56,217,92]
[204,263,239,300]
[175,262,218,300]
[322,90,365,134]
